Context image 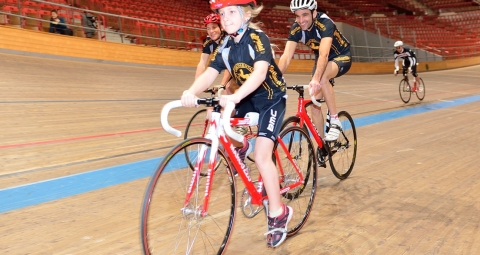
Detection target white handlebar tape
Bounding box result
[160,100,183,137]
[222,101,243,143]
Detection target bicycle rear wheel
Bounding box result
[141,137,236,255]
[326,111,357,180]
[415,78,425,101]
[399,79,411,103]
[274,126,317,237]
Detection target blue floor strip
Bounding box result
[354,94,480,128]
[1,94,479,214]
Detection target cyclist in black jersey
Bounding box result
[182,0,292,248]
[278,0,351,142]
[393,40,421,85]
[195,13,232,90]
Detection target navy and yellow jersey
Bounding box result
[202,31,227,55]
[394,47,417,69]
[287,12,350,60]
[209,28,286,100]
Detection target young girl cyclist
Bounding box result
[181,0,292,248]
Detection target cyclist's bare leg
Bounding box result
[413,73,420,85]
[253,137,282,212]
[310,96,325,138]
[312,61,338,137]
[320,61,339,116]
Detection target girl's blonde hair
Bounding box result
[241,4,264,30]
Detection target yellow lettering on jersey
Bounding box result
[203,38,212,48]
[333,30,346,47]
[290,26,301,36]
[306,39,319,50]
[250,33,265,54]
[314,20,326,31]
[268,65,285,90]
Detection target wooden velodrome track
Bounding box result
[1,51,480,254]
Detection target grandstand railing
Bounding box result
[343,14,480,60]
[1,0,478,61]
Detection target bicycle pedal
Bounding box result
[318,159,327,168]
[316,147,328,168]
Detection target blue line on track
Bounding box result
[1,94,479,214]
[354,95,480,128]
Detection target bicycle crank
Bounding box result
[240,187,263,218]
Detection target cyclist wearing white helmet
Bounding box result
[393,40,420,85]
[279,0,351,142]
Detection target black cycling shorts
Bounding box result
[402,61,418,77]
[312,50,352,78]
[234,95,286,142]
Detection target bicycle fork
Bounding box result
[182,117,222,218]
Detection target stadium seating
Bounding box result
[1,0,478,58]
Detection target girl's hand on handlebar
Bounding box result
[181,90,198,107]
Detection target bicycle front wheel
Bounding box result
[140,137,236,255]
[415,78,425,101]
[399,79,411,103]
[274,126,317,237]
[326,111,357,180]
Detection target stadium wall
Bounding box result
[1,26,479,74]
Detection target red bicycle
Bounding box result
[399,74,425,103]
[283,84,357,179]
[140,99,317,254]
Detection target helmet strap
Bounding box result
[306,10,317,30]
[230,6,249,37]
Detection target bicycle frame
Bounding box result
[180,102,306,217]
[402,72,419,86]
[289,86,328,152]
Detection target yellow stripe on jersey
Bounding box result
[333,55,351,62]
[314,20,326,31]
[262,82,273,99]
[290,26,301,36]
[331,44,340,55]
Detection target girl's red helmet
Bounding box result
[209,0,256,11]
[203,13,221,27]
